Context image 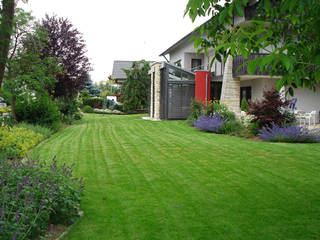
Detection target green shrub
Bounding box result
[0,157,84,240]
[56,97,80,115]
[247,122,260,136]
[16,122,54,139]
[82,105,94,113]
[205,101,235,121]
[187,99,204,124]
[61,114,74,125]
[15,96,61,132]
[0,126,44,159]
[220,120,244,136]
[240,98,250,112]
[74,111,83,120]
[109,103,124,112]
[82,97,104,109]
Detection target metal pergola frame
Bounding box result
[160,62,196,120]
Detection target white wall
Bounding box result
[240,79,320,122]
[184,53,204,71]
[292,84,320,113]
[240,78,277,101]
[169,40,199,69]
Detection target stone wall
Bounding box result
[149,63,161,120]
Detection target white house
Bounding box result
[155,2,320,122]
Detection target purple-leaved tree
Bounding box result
[38,15,91,97]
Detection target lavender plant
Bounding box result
[193,114,226,133]
[258,123,320,143]
[0,157,84,240]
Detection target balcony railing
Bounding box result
[233,53,269,76]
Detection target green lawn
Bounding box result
[31,114,320,240]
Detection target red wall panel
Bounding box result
[195,71,211,105]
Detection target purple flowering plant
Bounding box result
[193,114,227,133]
[0,156,85,240]
[258,123,320,143]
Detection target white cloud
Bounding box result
[21,0,209,82]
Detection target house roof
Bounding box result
[159,31,198,57]
[112,61,134,80]
[111,60,155,79]
[159,18,213,57]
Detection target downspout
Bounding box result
[205,74,208,107]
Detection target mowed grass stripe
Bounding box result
[31,114,320,240]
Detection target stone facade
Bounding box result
[149,63,161,120]
[220,55,241,116]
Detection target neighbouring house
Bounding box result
[111,60,155,85]
[149,2,320,122]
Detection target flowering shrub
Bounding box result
[258,123,320,143]
[205,101,235,121]
[240,111,255,128]
[193,114,226,133]
[0,126,44,159]
[0,157,85,240]
[94,108,123,115]
[0,106,11,113]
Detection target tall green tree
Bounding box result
[185,0,320,94]
[2,9,61,119]
[120,60,150,112]
[0,0,15,89]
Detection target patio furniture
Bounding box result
[304,111,317,126]
[294,110,306,125]
[289,98,297,110]
[295,110,317,126]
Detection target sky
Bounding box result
[20,0,210,83]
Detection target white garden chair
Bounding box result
[304,111,317,126]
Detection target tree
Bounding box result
[249,88,294,128]
[38,15,91,97]
[2,9,61,119]
[82,73,100,97]
[0,0,15,89]
[185,0,320,94]
[120,60,150,112]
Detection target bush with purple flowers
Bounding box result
[193,114,226,133]
[258,123,320,143]
[0,157,84,240]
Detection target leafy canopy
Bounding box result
[38,15,91,97]
[185,0,320,94]
[120,60,150,112]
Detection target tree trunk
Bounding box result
[0,0,15,90]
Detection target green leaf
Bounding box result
[288,87,294,96]
[289,0,297,11]
[219,9,229,24]
[235,1,244,17]
[276,78,285,91]
[315,70,320,83]
[194,37,203,48]
[264,0,272,12]
[280,55,292,71]
[294,77,301,87]
[247,59,259,75]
